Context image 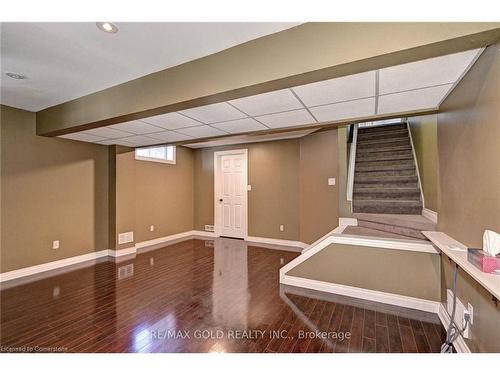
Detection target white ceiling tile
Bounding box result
[379,49,480,95]
[179,102,246,123]
[228,89,303,116]
[112,139,138,147]
[96,139,120,145]
[147,131,194,142]
[255,109,316,129]
[310,97,375,123]
[177,125,227,138]
[378,85,452,114]
[119,135,162,146]
[109,120,164,134]
[141,112,203,129]
[292,71,376,107]
[212,118,267,134]
[59,132,106,143]
[86,126,133,139]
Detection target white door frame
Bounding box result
[214,149,248,239]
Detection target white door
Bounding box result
[215,150,248,239]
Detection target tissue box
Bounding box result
[467,248,500,274]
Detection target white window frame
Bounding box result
[134,145,176,164]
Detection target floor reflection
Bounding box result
[213,238,248,330]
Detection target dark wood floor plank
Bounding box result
[399,325,418,353]
[348,307,364,353]
[387,320,404,353]
[410,319,431,353]
[363,309,376,339]
[362,337,376,353]
[375,325,390,353]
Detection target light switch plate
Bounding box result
[52,240,60,249]
[150,225,155,232]
[247,185,252,191]
[328,177,336,186]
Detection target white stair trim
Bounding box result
[281,274,440,313]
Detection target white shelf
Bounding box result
[423,231,500,301]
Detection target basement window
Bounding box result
[135,145,176,164]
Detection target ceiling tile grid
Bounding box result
[57,48,482,148]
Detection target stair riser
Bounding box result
[358,124,407,133]
[355,169,416,177]
[356,164,415,172]
[354,191,421,199]
[353,205,422,215]
[356,159,415,167]
[357,138,410,147]
[355,176,418,183]
[357,150,414,159]
[357,145,412,154]
[355,182,419,189]
[357,220,427,240]
[358,130,408,140]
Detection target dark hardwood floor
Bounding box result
[0,238,445,353]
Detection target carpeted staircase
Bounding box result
[352,123,422,214]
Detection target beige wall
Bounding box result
[1,105,109,272]
[437,42,500,248]
[299,129,339,243]
[287,243,441,301]
[193,140,301,241]
[134,146,194,242]
[409,114,439,212]
[109,146,194,249]
[441,255,500,352]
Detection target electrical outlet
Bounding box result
[204,225,215,232]
[328,177,336,186]
[279,225,284,232]
[149,257,154,266]
[467,302,474,325]
[52,240,60,250]
[52,286,60,298]
[150,225,154,232]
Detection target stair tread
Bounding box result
[341,225,427,242]
[354,213,436,231]
[358,130,409,139]
[354,199,422,205]
[358,137,410,145]
[358,123,407,133]
[357,145,412,153]
[354,187,420,192]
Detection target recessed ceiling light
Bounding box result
[96,22,118,34]
[5,72,27,80]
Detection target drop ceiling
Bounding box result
[0,22,300,111]
[58,48,482,148]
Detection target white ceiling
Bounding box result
[58,48,482,148]
[0,22,299,111]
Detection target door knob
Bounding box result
[219,198,223,202]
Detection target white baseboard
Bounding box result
[246,236,307,250]
[1,230,304,283]
[437,303,471,353]
[0,249,110,283]
[282,274,440,313]
[422,207,438,224]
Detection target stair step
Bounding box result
[353,199,422,214]
[356,144,412,154]
[355,168,416,177]
[356,220,427,240]
[354,213,437,231]
[358,129,408,140]
[358,123,407,133]
[356,164,415,172]
[356,158,416,167]
[341,225,421,241]
[355,181,419,189]
[357,149,414,159]
[355,175,418,184]
[353,188,421,199]
[357,137,410,147]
